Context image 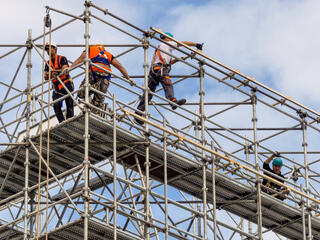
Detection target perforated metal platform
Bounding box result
[39,218,140,240]
[0,114,319,239]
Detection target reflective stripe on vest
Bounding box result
[89,45,112,74]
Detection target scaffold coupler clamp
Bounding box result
[296,109,307,119]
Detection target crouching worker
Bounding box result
[70,44,134,115]
[262,152,289,200]
[44,42,74,123]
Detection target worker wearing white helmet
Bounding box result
[44,41,74,123]
[134,32,203,124]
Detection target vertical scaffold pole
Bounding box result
[251,88,262,239]
[163,119,168,239]
[194,113,199,239]
[301,184,306,240]
[199,63,207,239]
[301,116,312,240]
[211,141,217,240]
[24,29,32,240]
[113,94,117,239]
[143,33,150,240]
[245,137,252,239]
[83,1,91,239]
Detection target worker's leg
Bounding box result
[160,69,186,110]
[137,73,159,112]
[52,91,65,123]
[91,75,109,114]
[77,72,94,99]
[65,81,74,119]
[160,75,175,101]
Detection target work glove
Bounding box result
[196,43,203,51]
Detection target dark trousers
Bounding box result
[52,81,74,123]
[78,72,110,114]
[137,64,174,112]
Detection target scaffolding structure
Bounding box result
[0,1,320,240]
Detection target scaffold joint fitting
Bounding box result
[83,134,90,139]
[26,63,33,68]
[297,109,307,119]
[143,63,149,68]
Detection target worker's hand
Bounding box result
[51,72,58,79]
[196,43,203,51]
[273,151,280,157]
[128,78,136,86]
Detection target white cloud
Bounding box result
[165,0,320,106]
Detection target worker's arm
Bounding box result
[264,155,274,165]
[70,52,86,69]
[179,41,203,50]
[111,58,136,86]
[265,151,280,165]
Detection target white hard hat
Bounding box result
[45,41,57,49]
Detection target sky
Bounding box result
[0,0,320,239]
[1,0,320,108]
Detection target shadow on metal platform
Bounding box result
[0,113,319,239]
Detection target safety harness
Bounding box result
[89,44,112,83]
[150,50,172,86]
[48,55,72,93]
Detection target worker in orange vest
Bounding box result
[71,44,134,115]
[44,41,74,123]
[135,32,203,124]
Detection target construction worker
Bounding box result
[70,44,134,115]
[44,42,74,123]
[262,152,288,200]
[134,32,203,124]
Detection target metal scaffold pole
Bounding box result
[83,1,91,239]
[301,184,306,240]
[211,141,217,240]
[113,94,117,240]
[163,119,168,239]
[301,115,312,240]
[143,33,150,240]
[24,29,32,240]
[251,88,263,239]
[199,62,208,239]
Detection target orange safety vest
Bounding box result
[47,55,72,91]
[89,44,112,78]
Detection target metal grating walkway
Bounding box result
[0,113,319,239]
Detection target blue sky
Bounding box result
[1,0,320,109]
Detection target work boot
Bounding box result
[134,111,144,125]
[171,98,186,110]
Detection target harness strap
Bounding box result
[157,50,166,65]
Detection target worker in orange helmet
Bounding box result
[135,32,203,124]
[44,41,74,123]
[71,44,135,115]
